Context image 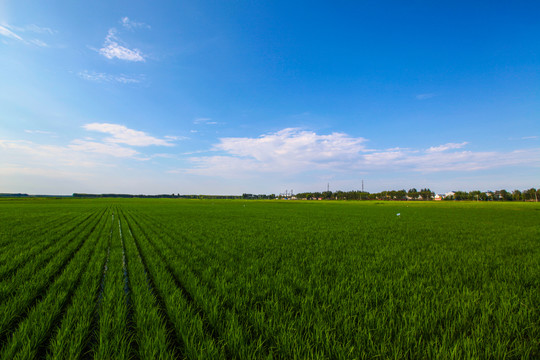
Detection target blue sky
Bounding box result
[1,1,539,195]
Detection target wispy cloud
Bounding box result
[78,70,142,84]
[194,118,218,125]
[99,29,145,62]
[69,139,139,158]
[1,124,177,173]
[0,23,54,46]
[25,129,55,135]
[416,93,436,100]
[7,24,56,34]
[0,139,109,167]
[83,123,175,147]
[28,39,48,47]
[121,17,150,30]
[186,128,540,178]
[164,135,188,141]
[521,136,538,140]
[426,142,468,153]
[0,24,24,41]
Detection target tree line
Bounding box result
[293,188,539,201]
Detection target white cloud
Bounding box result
[426,142,468,153]
[186,128,540,178]
[0,139,106,167]
[0,24,24,41]
[121,17,150,30]
[8,24,56,34]
[216,128,366,161]
[28,39,48,47]
[25,129,55,135]
[4,124,175,167]
[522,136,538,140]
[1,123,177,170]
[83,123,175,147]
[187,128,368,176]
[69,139,139,158]
[99,29,145,62]
[0,23,55,46]
[78,70,142,84]
[164,135,188,141]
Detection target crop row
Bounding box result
[0,199,538,359]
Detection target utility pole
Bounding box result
[327,183,330,192]
[362,179,364,193]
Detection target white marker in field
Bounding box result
[396,213,400,216]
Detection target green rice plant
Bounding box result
[0,211,95,281]
[0,202,71,249]
[45,208,113,360]
[124,199,540,359]
[117,210,174,360]
[0,209,106,343]
[0,199,537,358]
[0,209,108,358]
[122,211,224,359]
[124,209,266,359]
[93,209,132,360]
[0,211,74,257]
[0,209,103,301]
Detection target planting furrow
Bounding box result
[78,215,114,360]
[0,209,102,295]
[0,209,108,359]
[0,212,75,255]
[0,209,106,344]
[147,227,293,356]
[118,210,175,359]
[126,210,272,359]
[46,209,112,360]
[120,211,185,359]
[0,211,97,281]
[123,211,224,359]
[127,209,335,358]
[93,209,131,359]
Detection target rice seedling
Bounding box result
[0,198,538,359]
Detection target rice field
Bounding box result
[0,198,538,359]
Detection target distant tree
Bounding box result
[334,190,344,200]
[448,191,467,200]
[378,191,389,200]
[394,189,407,200]
[468,190,485,201]
[322,191,333,199]
[407,188,419,199]
[419,188,434,200]
[495,189,512,201]
[523,188,538,201]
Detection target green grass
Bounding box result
[0,198,538,359]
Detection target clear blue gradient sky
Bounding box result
[1,1,539,195]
